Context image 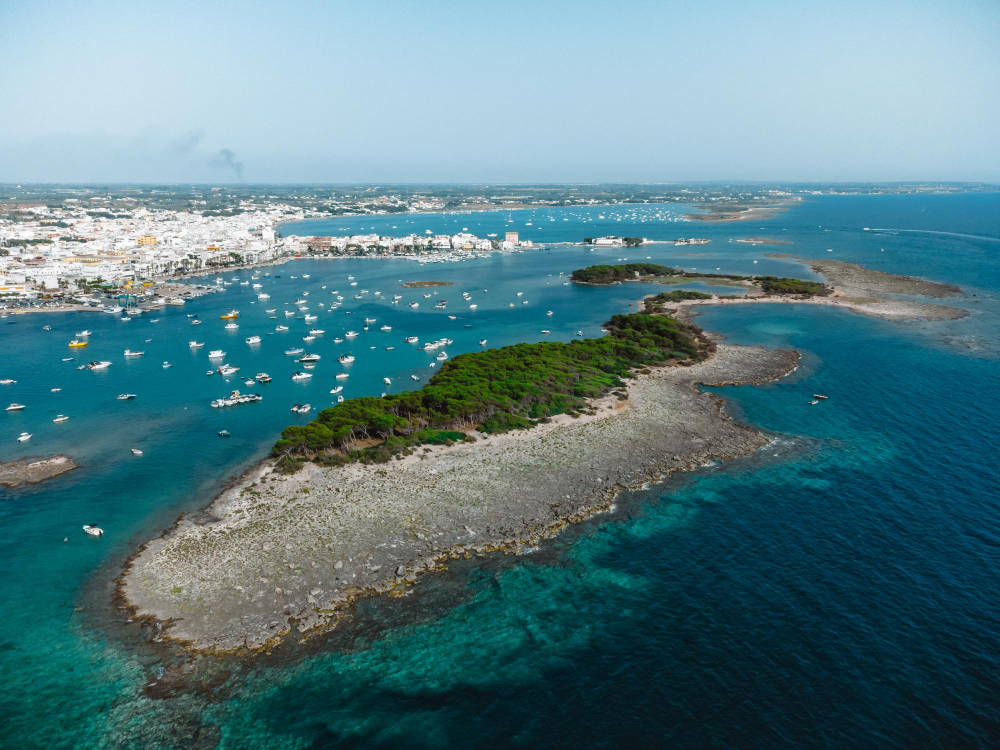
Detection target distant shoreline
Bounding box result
[683,197,802,223]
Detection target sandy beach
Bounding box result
[120,342,798,652]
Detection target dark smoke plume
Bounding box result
[217,148,244,181]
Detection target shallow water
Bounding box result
[1,194,998,748]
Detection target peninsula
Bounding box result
[119,314,797,652]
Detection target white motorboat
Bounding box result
[275,325,289,332]
[208,349,226,358]
[17,431,31,441]
[380,325,392,332]
[299,353,321,363]
[225,323,239,330]
[345,331,359,338]
[309,328,325,335]
[256,373,272,383]
[405,336,418,344]
[189,341,204,348]
[162,361,172,368]
[338,354,354,364]
[124,349,144,357]
[335,372,350,380]
[291,372,313,380]
[76,330,91,337]
[329,386,343,394]
[246,335,262,345]
[284,347,305,356]
[383,377,391,385]
[0,378,15,385]
[479,339,487,345]
[117,393,136,400]
[82,525,103,536]
[436,352,448,360]
[53,414,69,422]
[131,448,143,455]
[210,389,263,408]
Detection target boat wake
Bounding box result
[865,228,1000,243]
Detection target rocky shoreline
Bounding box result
[119,343,798,652]
[0,456,78,489]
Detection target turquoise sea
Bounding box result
[1,194,998,748]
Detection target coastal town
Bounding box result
[0,192,539,308]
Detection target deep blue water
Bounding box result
[0,194,998,749]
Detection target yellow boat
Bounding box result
[68,339,87,347]
[220,310,240,320]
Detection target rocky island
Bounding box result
[572,259,966,322]
[0,456,78,489]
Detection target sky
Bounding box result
[1,0,998,184]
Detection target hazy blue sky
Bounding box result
[1,0,998,183]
